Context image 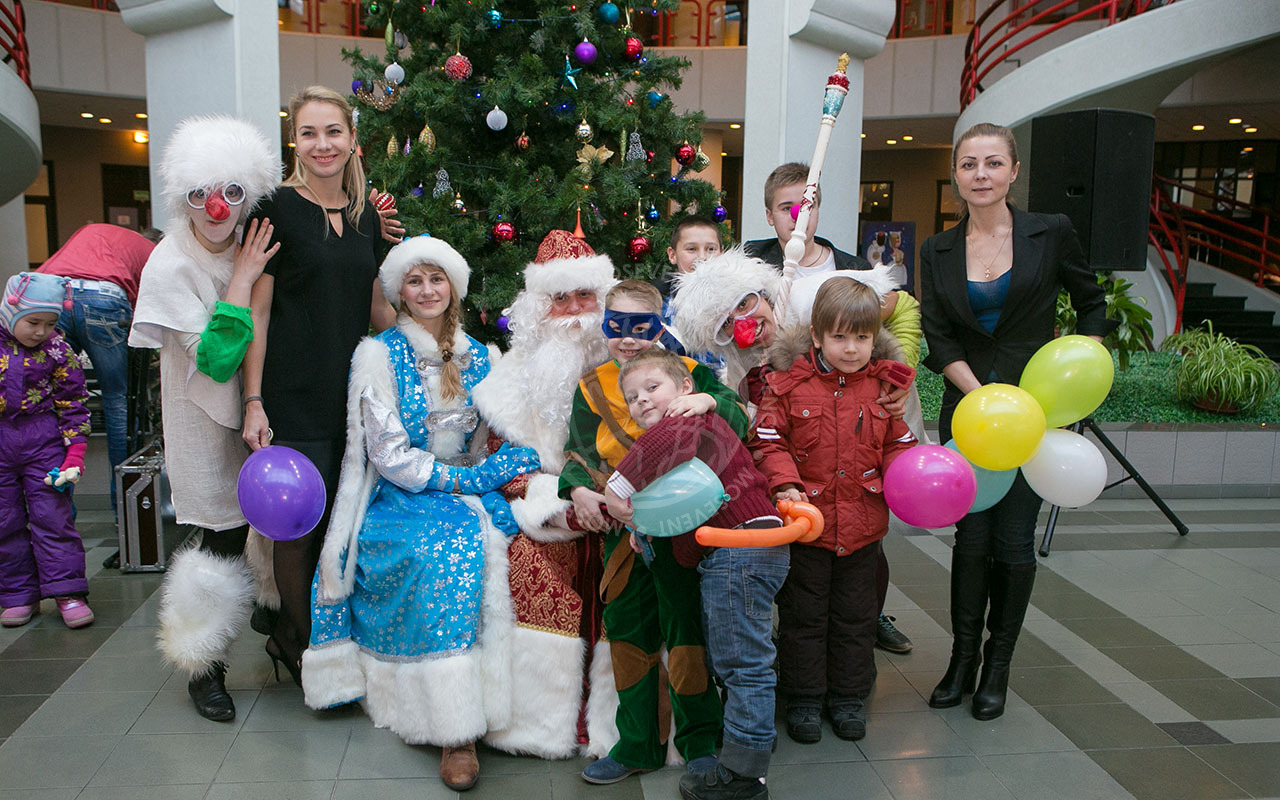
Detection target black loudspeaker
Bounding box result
[1029,109,1155,271]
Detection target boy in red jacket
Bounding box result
[749,277,917,745]
[605,348,786,800]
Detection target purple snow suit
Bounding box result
[0,326,92,606]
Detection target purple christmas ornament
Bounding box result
[574,40,598,66]
[496,314,511,333]
[712,204,727,223]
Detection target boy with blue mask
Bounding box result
[560,279,746,785]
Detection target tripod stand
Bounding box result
[1039,417,1189,557]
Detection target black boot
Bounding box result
[971,562,1036,721]
[188,661,235,722]
[930,553,989,708]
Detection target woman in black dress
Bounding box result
[241,86,399,680]
[920,123,1115,720]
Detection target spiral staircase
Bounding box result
[0,0,39,206]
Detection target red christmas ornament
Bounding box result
[624,36,644,60]
[627,234,653,261]
[515,131,530,151]
[492,221,517,243]
[374,191,396,212]
[675,143,697,166]
[444,53,472,81]
[646,150,655,163]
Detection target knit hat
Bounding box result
[522,229,615,297]
[160,115,282,226]
[670,246,785,355]
[379,234,470,309]
[0,272,72,333]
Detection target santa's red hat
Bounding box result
[522,229,615,298]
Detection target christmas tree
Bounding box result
[345,0,727,331]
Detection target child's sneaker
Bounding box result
[582,755,647,785]
[827,696,867,741]
[679,763,768,800]
[1,604,37,627]
[784,699,822,743]
[55,596,94,628]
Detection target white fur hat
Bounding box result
[522,229,615,297]
[159,115,282,225]
[379,235,470,308]
[671,246,785,355]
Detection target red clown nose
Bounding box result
[732,317,761,349]
[204,193,231,221]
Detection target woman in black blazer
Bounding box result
[920,123,1115,721]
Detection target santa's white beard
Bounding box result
[520,310,609,431]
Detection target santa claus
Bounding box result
[471,229,619,759]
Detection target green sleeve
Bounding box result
[692,363,750,440]
[196,302,254,383]
[884,290,922,369]
[558,385,604,499]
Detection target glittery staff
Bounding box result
[781,53,851,287]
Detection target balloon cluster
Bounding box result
[885,336,1115,528]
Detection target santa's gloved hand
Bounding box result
[427,444,541,494]
[481,491,519,537]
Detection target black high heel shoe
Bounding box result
[265,636,303,687]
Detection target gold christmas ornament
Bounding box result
[418,122,436,153]
[386,134,400,159]
[356,80,401,111]
[693,146,711,172]
[575,119,594,143]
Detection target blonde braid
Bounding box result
[437,296,465,403]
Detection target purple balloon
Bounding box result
[883,445,977,529]
[574,40,599,65]
[237,446,326,541]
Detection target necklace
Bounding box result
[970,226,1011,280]
[799,245,827,268]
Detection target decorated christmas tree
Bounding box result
[345,0,727,331]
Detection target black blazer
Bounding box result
[920,207,1116,411]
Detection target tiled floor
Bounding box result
[3,452,1280,798]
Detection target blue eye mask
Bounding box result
[602,309,663,341]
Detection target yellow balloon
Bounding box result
[952,384,1046,471]
[1019,335,1114,428]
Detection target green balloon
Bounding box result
[1019,335,1114,428]
[630,458,730,537]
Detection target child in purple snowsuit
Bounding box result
[0,272,94,629]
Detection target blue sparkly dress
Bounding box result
[302,320,516,746]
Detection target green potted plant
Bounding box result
[1160,321,1280,413]
[1057,273,1153,371]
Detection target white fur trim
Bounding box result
[156,548,253,676]
[379,236,470,308]
[783,265,901,328]
[472,355,571,473]
[584,639,620,758]
[671,246,785,356]
[523,253,615,297]
[160,115,281,227]
[465,495,516,733]
[301,640,366,709]
[243,530,279,609]
[510,473,578,543]
[484,627,585,759]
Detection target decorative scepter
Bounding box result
[781,53,852,287]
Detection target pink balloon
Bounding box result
[884,445,977,529]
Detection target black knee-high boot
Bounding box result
[971,561,1036,720]
[929,552,990,708]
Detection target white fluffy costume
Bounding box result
[129,115,280,683]
[303,237,517,747]
[471,229,621,759]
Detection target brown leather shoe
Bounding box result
[440,741,479,791]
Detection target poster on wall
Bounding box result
[860,221,915,293]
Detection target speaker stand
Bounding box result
[1039,418,1189,557]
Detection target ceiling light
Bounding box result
[1191,124,1205,131]
[902,135,914,141]
[98,118,112,124]
[720,151,727,156]
[1244,127,1258,133]
[728,123,741,129]
[287,142,296,148]
[279,110,288,118]
[1243,146,1254,153]
[133,131,149,144]
[1229,118,1243,124]
[886,139,897,145]
[860,132,866,139]
[80,112,93,119]
[135,112,148,119]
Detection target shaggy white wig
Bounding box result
[670,246,785,356]
[160,115,282,225]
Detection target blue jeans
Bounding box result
[57,288,132,508]
[698,544,790,778]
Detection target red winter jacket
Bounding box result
[749,349,917,556]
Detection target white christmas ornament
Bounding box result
[384,62,406,84]
[486,105,509,131]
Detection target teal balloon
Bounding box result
[944,439,1016,513]
[630,458,730,537]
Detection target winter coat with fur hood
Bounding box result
[749,326,918,556]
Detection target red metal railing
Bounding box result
[1150,175,1280,331]
[961,0,1174,109]
[0,0,29,87]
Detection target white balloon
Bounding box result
[384,62,405,84]
[486,105,509,131]
[1021,429,1107,508]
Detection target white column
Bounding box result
[0,197,29,280]
[741,0,895,249]
[117,0,281,232]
